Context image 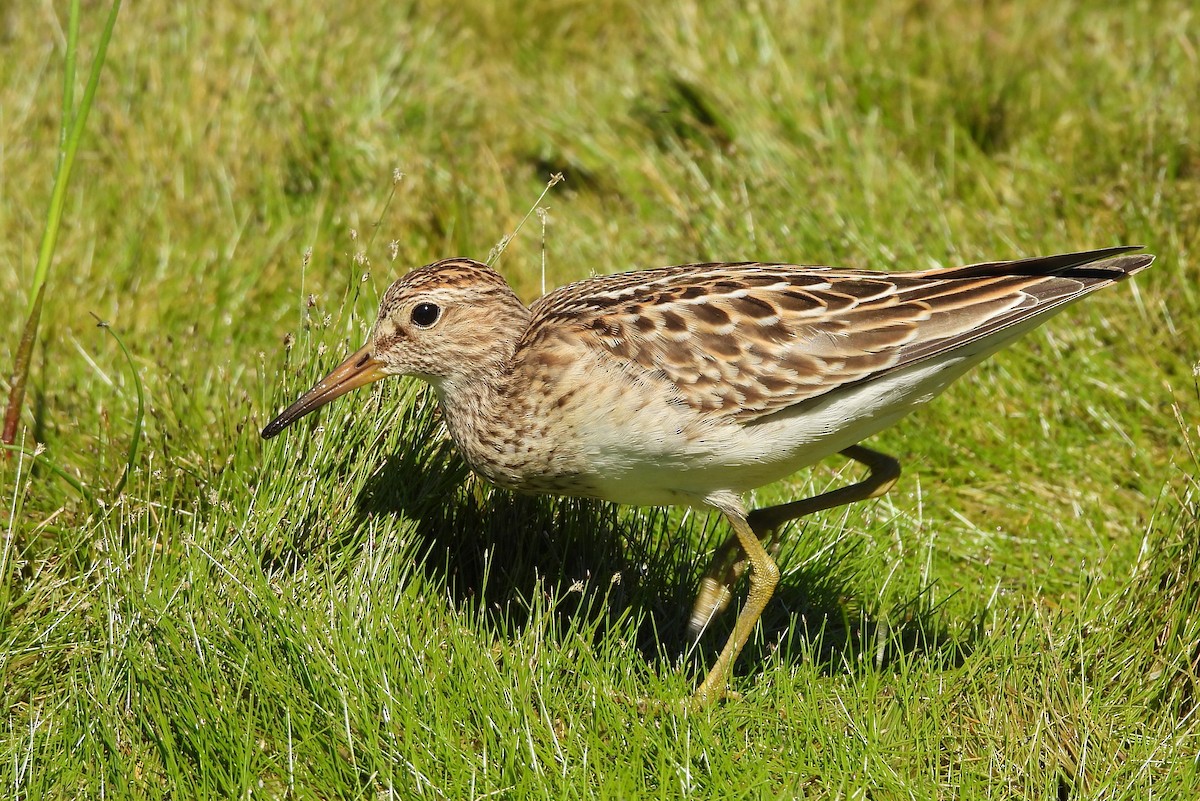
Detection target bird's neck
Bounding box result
[428,309,534,485]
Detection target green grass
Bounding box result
[3,0,1199,797]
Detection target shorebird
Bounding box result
[262,245,1152,705]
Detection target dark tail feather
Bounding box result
[937,246,1153,280]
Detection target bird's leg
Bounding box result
[688,445,901,636]
[692,506,779,706]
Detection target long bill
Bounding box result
[261,343,387,439]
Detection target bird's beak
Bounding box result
[261,343,387,439]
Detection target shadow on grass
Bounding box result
[263,395,974,684]
[732,546,974,680]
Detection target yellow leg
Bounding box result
[692,506,779,706]
[689,445,901,637]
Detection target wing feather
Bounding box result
[521,248,1152,422]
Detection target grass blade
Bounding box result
[1,285,45,448]
[2,0,123,447]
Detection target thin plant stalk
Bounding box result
[92,315,144,498]
[2,0,123,448]
[0,443,91,502]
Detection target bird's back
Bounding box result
[519,247,1152,427]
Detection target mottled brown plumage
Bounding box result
[262,245,1153,705]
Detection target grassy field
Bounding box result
[2,0,1199,797]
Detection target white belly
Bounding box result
[564,336,1018,507]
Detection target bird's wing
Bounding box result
[523,247,1151,423]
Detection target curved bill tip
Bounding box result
[261,343,386,440]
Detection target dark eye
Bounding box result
[411,302,441,328]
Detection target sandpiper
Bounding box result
[262,245,1152,704]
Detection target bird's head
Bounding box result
[260,258,529,439]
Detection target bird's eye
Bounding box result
[410,302,442,328]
